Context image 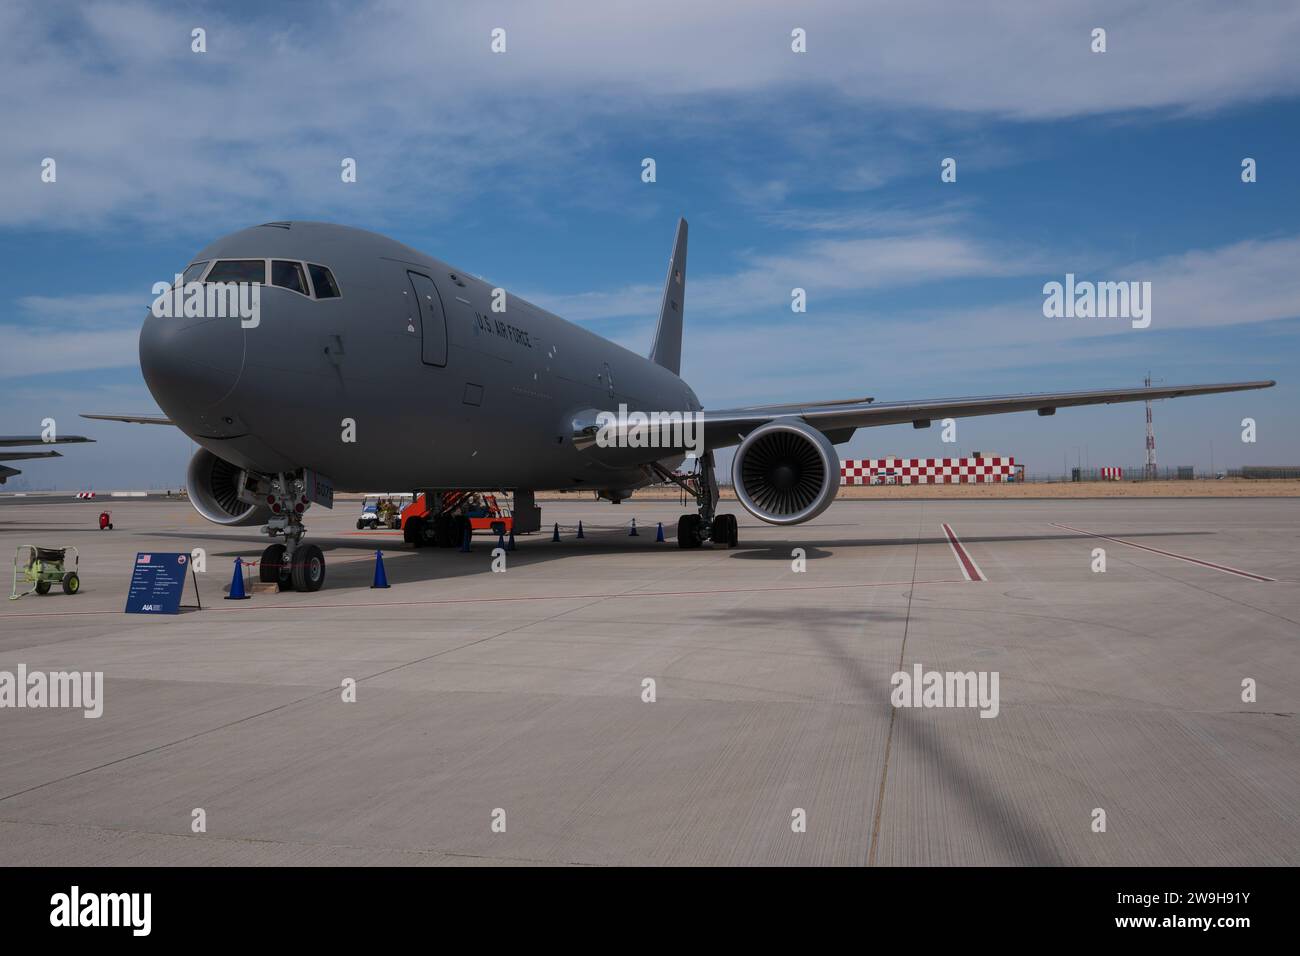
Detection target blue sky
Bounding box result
[1,0,1297,488]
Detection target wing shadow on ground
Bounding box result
[695,603,1070,865]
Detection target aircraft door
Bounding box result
[407,271,448,367]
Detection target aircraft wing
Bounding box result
[80,413,175,425]
[0,451,63,462]
[701,380,1276,450]
[0,436,89,484]
[0,435,93,446]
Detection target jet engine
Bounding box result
[731,420,839,525]
[186,448,272,526]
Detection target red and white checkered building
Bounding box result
[840,456,1018,485]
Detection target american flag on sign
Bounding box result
[138,554,151,563]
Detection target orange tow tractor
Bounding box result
[400,491,514,548]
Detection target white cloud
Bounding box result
[0,293,145,380]
[0,326,140,380]
[524,221,1044,324]
[17,292,146,328]
[3,0,1299,229]
[549,233,1300,406]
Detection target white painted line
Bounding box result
[941,522,986,582]
[1050,522,1276,582]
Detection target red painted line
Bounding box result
[0,578,969,619]
[941,522,986,582]
[1050,522,1276,582]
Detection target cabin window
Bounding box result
[308,263,340,299]
[206,259,266,284]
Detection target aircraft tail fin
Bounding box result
[649,217,687,376]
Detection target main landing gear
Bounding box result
[654,453,739,549]
[258,473,326,592]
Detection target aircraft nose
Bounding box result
[139,309,246,412]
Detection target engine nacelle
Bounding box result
[186,448,272,527]
[731,420,839,525]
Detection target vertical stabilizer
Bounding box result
[649,217,687,375]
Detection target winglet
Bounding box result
[649,217,687,376]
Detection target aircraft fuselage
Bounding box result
[141,222,697,492]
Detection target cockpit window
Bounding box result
[181,261,208,285]
[206,259,266,284]
[271,260,309,296]
[307,263,340,299]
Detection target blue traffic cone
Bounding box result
[655,521,665,543]
[496,530,506,552]
[459,523,472,552]
[552,522,561,542]
[371,550,390,589]
[576,520,585,539]
[225,557,249,600]
[507,531,516,551]
[629,518,638,537]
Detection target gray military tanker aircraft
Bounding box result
[84,219,1274,591]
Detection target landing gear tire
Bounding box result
[260,544,287,583]
[711,514,738,548]
[677,514,704,549]
[292,544,326,592]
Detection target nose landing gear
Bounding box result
[259,473,326,591]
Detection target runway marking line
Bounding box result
[0,578,969,619]
[1050,522,1276,582]
[941,522,986,582]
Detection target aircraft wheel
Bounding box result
[712,514,738,548]
[260,544,287,583]
[677,514,703,549]
[292,544,326,592]
[62,572,80,595]
[35,581,51,595]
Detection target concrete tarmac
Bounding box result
[1,495,1296,865]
